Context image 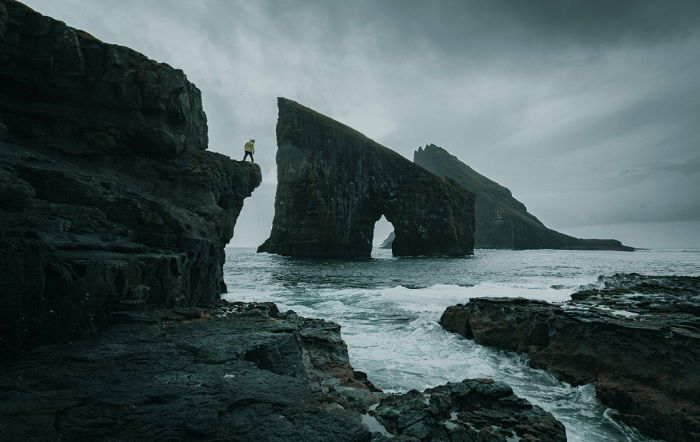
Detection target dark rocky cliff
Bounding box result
[0,0,261,364]
[259,99,475,258]
[386,144,632,250]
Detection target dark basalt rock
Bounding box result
[0,0,206,158]
[0,0,262,364]
[369,378,566,441]
[258,99,475,258]
[0,300,567,441]
[384,144,632,251]
[439,273,700,441]
[0,302,379,441]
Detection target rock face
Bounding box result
[258,99,475,258]
[385,144,632,250]
[0,302,379,441]
[370,378,566,441]
[440,273,700,441]
[0,0,262,364]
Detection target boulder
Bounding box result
[369,378,566,441]
[440,273,700,441]
[258,99,475,258]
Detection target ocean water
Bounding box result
[222,247,700,441]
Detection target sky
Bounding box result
[24,0,700,249]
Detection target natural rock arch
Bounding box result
[258,98,475,258]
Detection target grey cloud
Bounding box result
[21,0,700,247]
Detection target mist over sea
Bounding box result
[223,247,699,441]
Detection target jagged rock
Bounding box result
[258,99,475,258]
[439,273,700,441]
[0,302,379,441]
[0,0,206,158]
[369,378,566,442]
[383,144,632,251]
[0,0,262,364]
[0,301,568,441]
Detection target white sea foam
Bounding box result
[221,247,692,441]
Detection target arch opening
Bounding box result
[372,215,394,251]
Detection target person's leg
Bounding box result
[244,151,251,162]
[251,153,254,163]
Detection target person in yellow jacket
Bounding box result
[243,139,255,163]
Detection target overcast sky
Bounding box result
[25,0,700,248]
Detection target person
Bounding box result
[243,139,255,163]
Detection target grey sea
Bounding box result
[223,247,700,441]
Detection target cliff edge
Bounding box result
[0,0,261,363]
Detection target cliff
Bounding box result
[385,144,632,250]
[258,99,475,258]
[0,0,261,363]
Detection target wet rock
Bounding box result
[369,378,566,441]
[258,99,475,258]
[383,144,632,251]
[0,302,379,441]
[440,273,700,441]
[0,0,262,364]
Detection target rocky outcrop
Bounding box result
[384,144,632,251]
[258,99,475,258]
[0,0,261,364]
[0,302,379,441]
[0,0,206,158]
[440,273,700,441]
[369,378,566,441]
[0,300,565,442]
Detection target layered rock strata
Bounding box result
[384,144,632,250]
[258,99,475,258]
[0,0,261,364]
[440,273,700,441]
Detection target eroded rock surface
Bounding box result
[440,273,700,441]
[370,378,566,441]
[384,144,632,251]
[258,99,475,258]
[0,0,262,364]
[0,302,379,441]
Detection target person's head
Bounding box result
[250,139,255,143]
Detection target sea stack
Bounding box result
[410,144,633,250]
[258,99,475,258]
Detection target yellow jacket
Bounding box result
[244,140,255,153]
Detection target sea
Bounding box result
[222,247,700,441]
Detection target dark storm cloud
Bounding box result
[22,0,700,247]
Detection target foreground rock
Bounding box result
[440,273,700,441]
[0,0,261,363]
[258,99,475,258]
[370,378,566,441]
[0,301,565,441]
[0,302,379,441]
[383,144,632,251]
